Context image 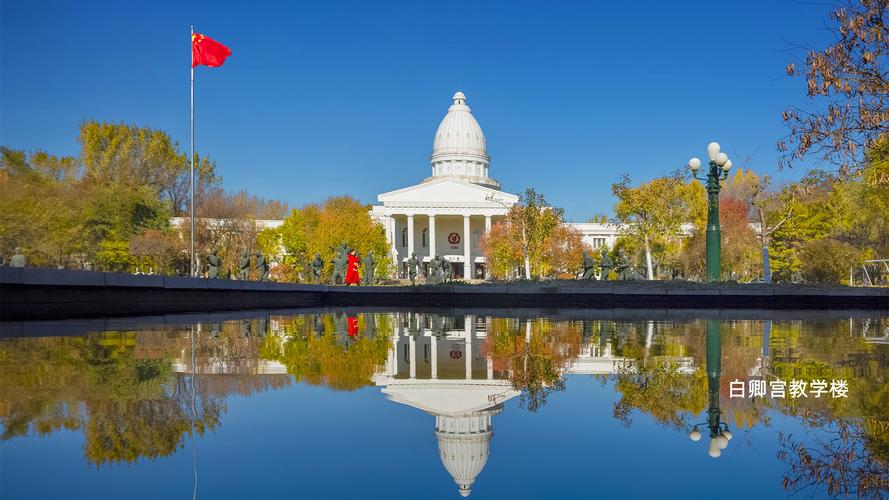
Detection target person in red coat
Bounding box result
[347,316,359,338]
[345,249,361,286]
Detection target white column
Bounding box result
[389,216,398,277]
[487,357,493,380]
[430,333,438,379]
[465,315,472,380]
[485,215,492,232]
[407,214,415,260]
[409,331,416,379]
[429,214,436,259]
[463,215,471,279]
[392,313,401,376]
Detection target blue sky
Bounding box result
[1,0,834,220]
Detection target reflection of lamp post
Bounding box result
[688,143,733,282]
[688,319,733,457]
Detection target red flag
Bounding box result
[192,33,231,68]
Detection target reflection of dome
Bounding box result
[427,91,499,190]
[434,407,501,497]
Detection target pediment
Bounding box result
[378,177,518,205]
[382,383,520,415]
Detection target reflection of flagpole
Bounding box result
[191,324,198,500]
[189,25,196,276]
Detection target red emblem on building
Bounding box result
[448,232,460,244]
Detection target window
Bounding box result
[422,228,428,248]
[402,228,408,247]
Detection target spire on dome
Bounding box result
[452,91,466,105]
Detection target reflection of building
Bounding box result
[171,322,289,375]
[373,313,518,497]
[372,313,627,496]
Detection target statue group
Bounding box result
[204,249,268,281]
[578,248,645,281]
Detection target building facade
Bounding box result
[371,91,621,279]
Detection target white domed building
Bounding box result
[371,91,619,279]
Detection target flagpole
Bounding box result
[189,25,196,277]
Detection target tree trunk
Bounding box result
[758,207,772,283]
[761,245,771,283]
[644,234,654,280]
[524,253,531,280]
[521,225,531,279]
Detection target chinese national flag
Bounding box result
[192,33,231,68]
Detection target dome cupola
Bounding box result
[434,407,501,497]
[427,91,500,190]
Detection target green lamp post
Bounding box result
[688,142,733,282]
[688,319,733,457]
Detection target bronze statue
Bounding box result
[256,252,269,281]
[310,253,324,284]
[363,251,375,285]
[238,251,251,280]
[441,257,453,282]
[580,250,596,280]
[616,249,644,280]
[331,243,349,285]
[206,249,221,279]
[426,257,440,285]
[407,253,419,285]
[10,247,26,268]
[599,249,614,280]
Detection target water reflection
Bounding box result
[687,320,733,458]
[1,311,887,498]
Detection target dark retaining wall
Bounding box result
[1,267,887,321]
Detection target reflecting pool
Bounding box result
[1,310,888,499]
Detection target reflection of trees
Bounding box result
[263,314,392,391]
[608,321,707,429]
[0,329,263,465]
[613,361,707,429]
[778,420,889,498]
[486,319,581,411]
[84,394,222,465]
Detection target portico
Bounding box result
[372,180,516,279]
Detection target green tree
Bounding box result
[612,174,697,279]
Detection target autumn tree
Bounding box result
[779,0,888,175]
[272,196,390,282]
[612,174,698,279]
[480,188,582,280]
[680,197,760,281]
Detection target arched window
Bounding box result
[422,228,428,248]
[402,228,408,247]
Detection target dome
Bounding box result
[427,91,500,190]
[434,408,501,497]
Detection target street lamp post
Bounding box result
[688,319,733,458]
[688,142,733,283]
